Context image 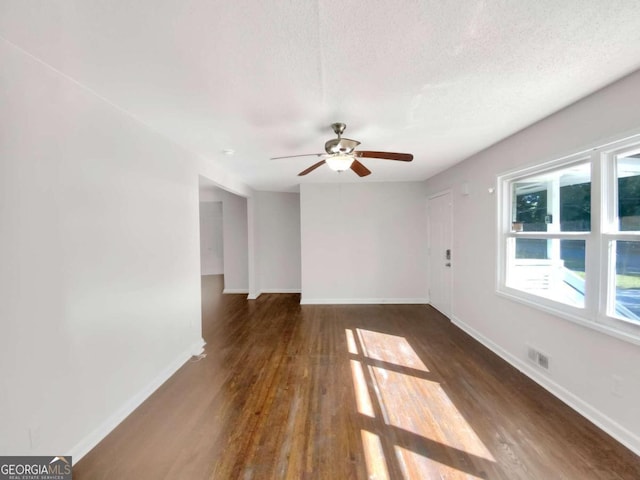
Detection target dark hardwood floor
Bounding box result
[74,275,640,479]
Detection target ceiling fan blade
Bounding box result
[355,151,413,162]
[298,160,326,176]
[350,159,372,177]
[270,153,325,160]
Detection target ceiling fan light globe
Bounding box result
[326,154,354,172]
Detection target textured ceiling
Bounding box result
[2,1,640,191]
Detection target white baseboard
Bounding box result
[200,270,224,276]
[222,288,249,294]
[300,297,428,305]
[247,289,301,300]
[450,314,640,456]
[69,337,206,462]
[260,289,301,294]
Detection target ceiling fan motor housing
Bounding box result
[325,137,360,154]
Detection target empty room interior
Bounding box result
[2,1,640,478]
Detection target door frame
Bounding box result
[427,189,453,318]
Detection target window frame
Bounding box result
[497,134,640,345]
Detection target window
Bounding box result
[498,135,640,343]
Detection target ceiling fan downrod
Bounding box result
[331,122,346,138]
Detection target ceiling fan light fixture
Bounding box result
[326,153,354,172]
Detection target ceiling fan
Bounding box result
[271,123,413,177]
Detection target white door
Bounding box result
[428,191,453,318]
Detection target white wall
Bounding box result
[255,191,301,293]
[199,201,224,275]
[300,182,428,304]
[0,38,252,458]
[424,70,640,454]
[199,186,224,203]
[220,190,249,293]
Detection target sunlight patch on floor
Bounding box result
[394,445,486,480]
[370,365,494,461]
[351,359,375,417]
[346,328,358,354]
[356,329,428,372]
[361,430,390,480]
[347,327,496,478]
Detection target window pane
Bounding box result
[617,153,640,231]
[507,238,585,308]
[515,238,547,259]
[560,180,590,232]
[613,241,640,322]
[512,163,590,233]
[513,184,548,231]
